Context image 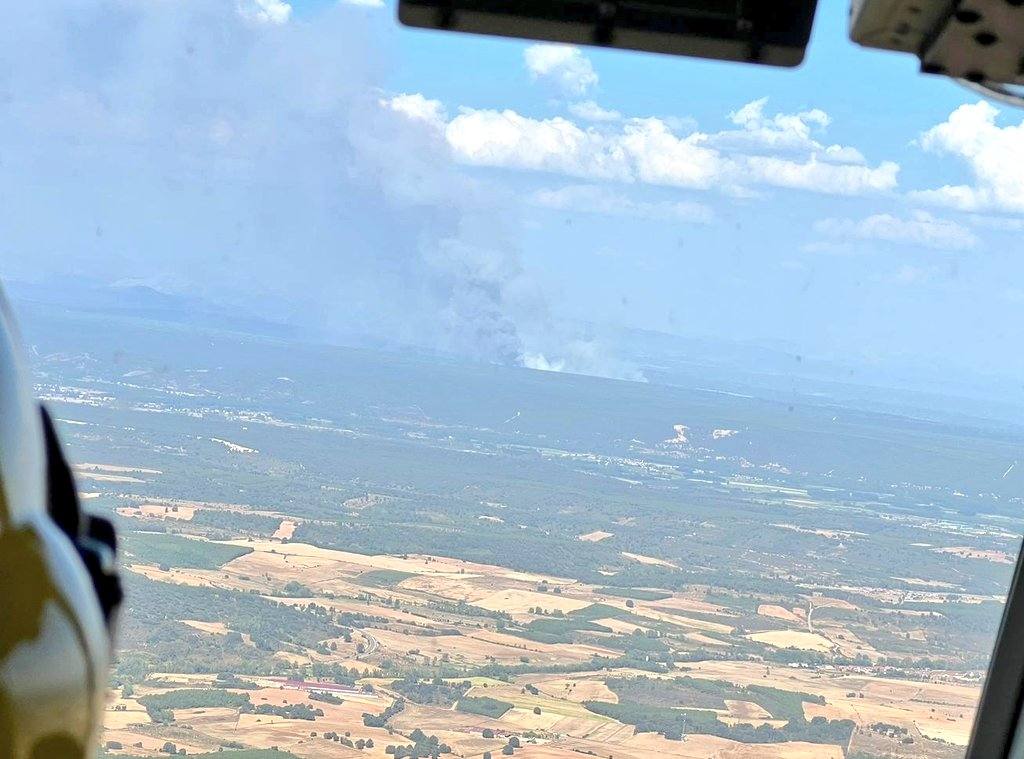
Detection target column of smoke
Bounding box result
[0,0,643,381]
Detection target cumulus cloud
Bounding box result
[712,97,865,165]
[744,156,898,195]
[388,98,898,197]
[911,101,1024,214]
[383,93,448,131]
[814,211,978,251]
[531,185,713,224]
[444,109,634,181]
[523,44,598,95]
[568,100,621,122]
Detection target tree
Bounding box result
[533,707,541,715]
[482,729,495,739]
[501,747,514,756]
[509,737,521,748]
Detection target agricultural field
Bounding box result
[15,305,1023,759]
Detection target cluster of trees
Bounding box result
[600,587,671,601]
[216,672,257,689]
[309,690,344,705]
[139,688,252,723]
[603,676,825,721]
[240,702,324,721]
[870,722,913,743]
[280,581,314,597]
[307,661,363,685]
[391,676,472,706]
[385,729,451,759]
[456,696,513,719]
[322,731,375,749]
[117,574,339,675]
[585,699,854,745]
[363,697,406,727]
[141,687,323,724]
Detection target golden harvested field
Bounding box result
[686,632,731,647]
[102,484,995,759]
[127,563,269,594]
[648,595,734,616]
[630,605,734,635]
[77,462,162,474]
[725,699,771,719]
[101,727,214,756]
[116,503,195,521]
[757,604,804,624]
[676,659,980,747]
[933,546,1015,564]
[747,630,834,652]
[593,616,649,634]
[531,677,618,703]
[102,697,151,729]
[464,629,619,661]
[181,620,255,646]
[180,620,229,635]
[76,471,146,483]
[620,551,680,569]
[273,519,298,539]
[500,707,569,731]
[473,588,592,614]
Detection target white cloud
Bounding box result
[383,93,447,131]
[445,109,633,181]
[531,184,713,224]
[911,101,1024,214]
[436,106,897,196]
[617,118,724,190]
[237,0,292,23]
[341,0,385,6]
[568,100,621,122]
[710,97,865,166]
[823,144,866,164]
[523,44,598,96]
[745,156,898,195]
[814,210,978,251]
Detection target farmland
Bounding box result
[16,304,1023,759]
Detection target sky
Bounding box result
[1,0,1023,387]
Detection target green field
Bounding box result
[354,569,416,587]
[456,696,514,718]
[122,532,252,570]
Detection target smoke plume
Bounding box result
[0,0,641,380]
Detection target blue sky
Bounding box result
[1,0,1023,386]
